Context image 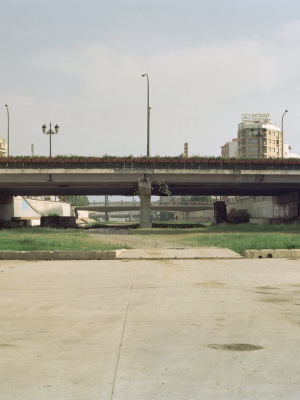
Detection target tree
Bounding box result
[189,195,214,202]
[59,195,89,205]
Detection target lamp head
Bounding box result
[54,124,59,133]
[142,74,147,77]
[42,124,47,133]
[5,104,8,107]
[285,110,288,113]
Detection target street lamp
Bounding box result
[281,110,288,158]
[142,73,150,157]
[251,127,267,159]
[5,104,9,156]
[42,122,59,157]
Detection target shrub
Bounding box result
[227,208,251,224]
[160,211,175,221]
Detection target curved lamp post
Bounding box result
[142,73,150,157]
[281,110,288,158]
[42,123,59,157]
[5,104,9,156]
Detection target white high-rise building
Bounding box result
[237,114,283,159]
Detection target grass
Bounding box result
[130,223,300,254]
[3,223,300,255]
[0,227,122,251]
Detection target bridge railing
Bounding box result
[73,200,213,207]
[2,157,300,171]
[73,201,143,207]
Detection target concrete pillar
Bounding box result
[105,212,110,222]
[213,201,227,224]
[185,211,190,221]
[138,181,152,228]
[0,195,14,222]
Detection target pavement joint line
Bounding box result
[118,257,244,260]
[110,260,138,400]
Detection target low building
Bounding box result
[0,135,7,157]
[221,138,238,157]
[284,144,300,159]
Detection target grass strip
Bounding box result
[130,223,300,254]
[0,227,122,251]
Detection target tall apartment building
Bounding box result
[237,114,283,159]
[0,135,7,157]
[221,138,238,157]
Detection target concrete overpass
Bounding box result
[1,157,300,227]
[0,157,300,197]
[75,204,214,222]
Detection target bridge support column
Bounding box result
[0,195,14,222]
[105,212,110,222]
[138,181,152,228]
[213,201,227,224]
[185,211,190,221]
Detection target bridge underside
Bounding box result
[0,172,299,197]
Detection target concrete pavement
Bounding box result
[117,248,242,259]
[1,258,300,399]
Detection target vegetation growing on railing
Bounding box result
[2,154,300,163]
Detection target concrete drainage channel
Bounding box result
[243,249,300,258]
[0,249,298,260]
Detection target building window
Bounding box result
[248,147,258,152]
[268,147,271,151]
[268,139,271,143]
[273,148,275,152]
[248,138,258,143]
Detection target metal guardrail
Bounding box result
[72,200,214,207]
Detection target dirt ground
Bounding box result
[1,258,300,399]
[89,228,191,248]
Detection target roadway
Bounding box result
[1,257,300,399]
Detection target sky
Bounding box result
[1,0,300,158]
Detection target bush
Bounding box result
[227,208,251,224]
[160,211,175,221]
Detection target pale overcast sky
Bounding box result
[1,0,300,158]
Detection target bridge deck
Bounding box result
[0,157,299,196]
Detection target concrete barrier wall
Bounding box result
[14,197,71,218]
[78,210,89,219]
[227,192,300,220]
[274,201,299,219]
[227,196,273,219]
